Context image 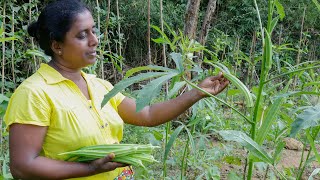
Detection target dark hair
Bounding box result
[28,0,90,57]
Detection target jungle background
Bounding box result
[0,0,320,179]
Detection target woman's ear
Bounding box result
[51,40,63,56]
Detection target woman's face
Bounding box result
[58,10,98,69]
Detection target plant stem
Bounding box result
[163,122,170,179]
[254,0,264,44]
[2,1,6,95]
[180,134,190,180]
[11,4,15,87]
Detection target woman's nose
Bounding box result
[89,33,99,47]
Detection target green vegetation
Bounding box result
[1,0,320,179]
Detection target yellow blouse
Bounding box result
[4,63,130,179]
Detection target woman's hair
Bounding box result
[28,0,90,57]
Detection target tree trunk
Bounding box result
[196,0,217,63]
[198,0,217,46]
[183,0,201,39]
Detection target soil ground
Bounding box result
[217,138,320,180]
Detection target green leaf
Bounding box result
[273,141,285,163]
[170,52,184,73]
[273,91,320,99]
[308,168,320,180]
[136,72,178,112]
[204,61,253,107]
[101,72,167,108]
[164,125,184,161]
[25,49,51,62]
[168,81,186,98]
[125,65,174,78]
[0,94,9,104]
[270,17,279,34]
[256,97,284,145]
[219,130,274,164]
[312,0,320,12]
[152,37,169,44]
[274,0,285,20]
[0,36,17,43]
[290,105,320,137]
[184,126,195,155]
[306,129,320,163]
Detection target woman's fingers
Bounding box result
[90,153,126,173]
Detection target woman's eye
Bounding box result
[92,28,97,34]
[77,32,87,39]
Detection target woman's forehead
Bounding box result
[70,10,95,30]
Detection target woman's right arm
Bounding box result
[9,124,124,180]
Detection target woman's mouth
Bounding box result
[87,51,97,57]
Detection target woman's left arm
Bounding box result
[118,73,229,127]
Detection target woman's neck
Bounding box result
[48,60,83,82]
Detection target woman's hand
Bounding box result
[197,72,229,98]
[89,153,126,174]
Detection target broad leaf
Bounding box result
[168,81,186,98]
[290,105,320,137]
[219,130,274,164]
[164,125,184,161]
[101,72,168,108]
[136,72,178,112]
[0,94,9,104]
[170,52,184,73]
[125,65,174,78]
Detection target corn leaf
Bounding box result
[290,105,320,137]
[256,97,284,145]
[219,130,274,164]
[101,72,168,108]
[164,125,184,161]
[136,72,178,112]
[125,65,174,78]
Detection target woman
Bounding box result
[4,0,229,179]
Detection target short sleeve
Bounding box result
[4,86,51,130]
[96,79,126,110]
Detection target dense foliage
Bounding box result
[0,0,319,179]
